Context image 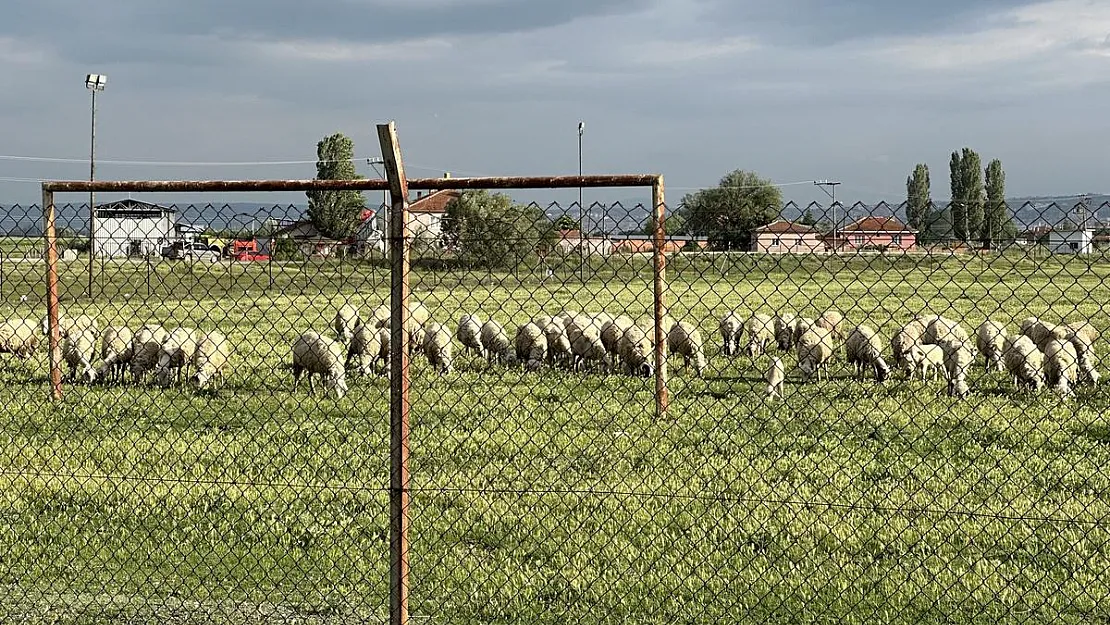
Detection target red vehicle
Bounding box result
[230,238,271,262]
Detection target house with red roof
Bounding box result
[408,189,461,241]
[750,219,824,254]
[823,216,917,252]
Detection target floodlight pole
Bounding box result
[85,74,106,298]
[578,121,585,278]
[814,180,841,250]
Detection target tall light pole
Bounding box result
[578,121,585,276]
[814,180,841,250]
[85,73,107,298]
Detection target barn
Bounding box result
[92,199,176,258]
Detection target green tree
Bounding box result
[676,169,782,250]
[552,214,580,231]
[305,133,367,240]
[949,151,965,241]
[442,191,555,268]
[981,158,1016,247]
[960,147,984,244]
[799,208,818,226]
[905,163,931,233]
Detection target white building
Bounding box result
[1047,227,1093,254]
[92,199,176,258]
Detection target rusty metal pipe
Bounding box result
[651,177,669,418]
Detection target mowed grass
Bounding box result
[1,251,1110,624]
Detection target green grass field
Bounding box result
[1,250,1109,624]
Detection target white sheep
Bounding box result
[774,313,798,351]
[765,357,785,400]
[815,311,846,342]
[618,324,654,377]
[480,320,515,365]
[41,313,98,340]
[907,343,946,382]
[544,321,573,368]
[601,315,635,367]
[567,316,608,372]
[422,322,453,374]
[796,326,836,382]
[0,318,41,362]
[189,330,230,390]
[514,322,547,370]
[745,314,775,358]
[1003,335,1044,391]
[1044,338,1078,397]
[62,326,98,383]
[129,325,169,383]
[154,327,199,387]
[1062,323,1100,387]
[291,331,348,399]
[1019,317,1067,351]
[923,315,970,348]
[456,314,485,359]
[96,325,134,383]
[943,341,975,398]
[333,304,361,343]
[892,318,927,375]
[346,322,385,376]
[844,324,891,383]
[792,317,816,349]
[667,321,706,377]
[718,312,744,357]
[975,320,1008,373]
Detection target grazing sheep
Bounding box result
[128,325,168,383]
[719,312,744,357]
[667,321,706,376]
[0,318,41,362]
[154,327,199,387]
[567,317,608,372]
[844,324,891,383]
[765,357,785,400]
[480,320,515,365]
[333,304,361,343]
[816,311,846,341]
[62,327,98,383]
[366,304,390,328]
[796,326,836,382]
[422,322,453,374]
[975,320,1008,373]
[774,313,798,351]
[376,302,431,356]
[907,344,946,382]
[346,322,385,376]
[943,341,975,398]
[532,315,555,331]
[1044,338,1079,397]
[514,323,547,370]
[291,331,348,399]
[189,331,230,390]
[456,314,485,359]
[544,321,573,368]
[96,325,134,383]
[601,315,635,366]
[792,317,816,349]
[892,318,927,375]
[745,314,775,358]
[1003,335,1044,391]
[1064,320,1099,345]
[41,313,98,340]
[1068,330,1100,387]
[923,315,970,348]
[377,328,392,370]
[618,325,654,377]
[1019,317,1068,351]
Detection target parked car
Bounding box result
[161,241,221,262]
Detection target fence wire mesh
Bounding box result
[1,194,1109,623]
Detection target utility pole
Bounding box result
[814,180,841,251]
[578,121,585,278]
[85,73,107,298]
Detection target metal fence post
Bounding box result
[42,189,63,401]
[651,176,669,418]
[378,121,412,625]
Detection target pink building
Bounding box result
[750,220,824,254]
[824,216,917,252]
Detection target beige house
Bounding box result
[750,220,823,253]
[407,189,461,242]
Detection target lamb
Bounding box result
[1044,338,1079,397]
[153,327,199,387]
[774,313,798,351]
[943,341,975,398]
[907,344,946,382]
[480,320,515,365]
[1003,335,1044,391]
[765,357,785,400]
[346,322,385,376]
[291,331,348,399]
[422,322,453,374]
[514,322,547,370]
[62,327,98,383]
[667,321,706,376]
[333,304,361,343]
[892,318,927,375]
[618,324,654,377]
[95,325,134,383]
[0,318,41,362]
[41,313,98,340]
[975,320,1008,373]
[129,325,168,383]
[544,321,573,368]
[189,330,230,390]
[844,324,890,383]
[719,312,744,357]
[796,326,836,382]
[745,314,775,358]
[456,314,485,359]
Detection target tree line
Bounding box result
[906,148,1016,246]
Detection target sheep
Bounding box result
[189,331,230,390]
[153,327,199,387]
[923,315,970,348]
[1068,329,1100,387]
[375,302,431,356]
[62,327,98,383]
[456,314,485,359]
[128,325,168,383]
[291,331,348,399]
[667,321,706,376]
[815,311,846,342]
[765,357,785,400]
[1019,317,1067,351]
[532,315,555,331]
[366,304,390,328]
[0,318,41,362]
[718,312,744,357]
[745,314,775,358]
[1064,320,1099,345]
[907,344,946,382]
[601,315,635,365]
[892,318,927,375]
[480,320,515,365]
[618,324,654,377]
[792,317,816,349]
[95,325,134,383]
[1003,335,1044,391]
[1044,338,1079,397]
[41,313,98,340]
[544,321,573,368]
[567,316,608,372]
[796,326,836,383]
[774,313,798,351]
[346,322,385,376]
[975,320,1008,373]
[844,324,890,383]
[422,322,453,374]
[514,322,547,370]
[333,304,361,343]
[943,341,975,399]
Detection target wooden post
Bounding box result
[377,121,411,625]
[651,176,669,418]
[43,189,63,401]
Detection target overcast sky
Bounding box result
[2,0,1109,208]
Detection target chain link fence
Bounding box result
[1,190,1109,623]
